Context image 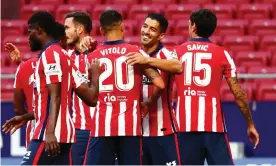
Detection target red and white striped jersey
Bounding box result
[142,45,179,136]
[67,49,94,130]
[88,40,147,137]
[32,42,76,143]
[14,58,37,147]
[174,38,237,133]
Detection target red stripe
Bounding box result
[224,133,234,164]
[191,97,198,131]
[125,102,133,136]
[205,98,213,131]
[69,146,73,166]
[83,137,91,165]
[173,133,181,165]
[217,102,224,132]
[139,136,143,166]
[33,142,45,165]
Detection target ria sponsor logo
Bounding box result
[104,93,116,102]
[184,87,207,97]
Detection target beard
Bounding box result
[29,39,42,51]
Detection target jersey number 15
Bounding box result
[181,52,212,87]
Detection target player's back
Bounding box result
[88,41,146,137]
[174,39,236,132]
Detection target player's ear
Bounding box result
[100,27,105,35]
[77,25,84,35]
[158,33,165,41]
[120,22,125,33]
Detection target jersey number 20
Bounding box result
[99,57,134,92]
[181,52,212,87]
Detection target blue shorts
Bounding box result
[71,129,90,165]
[178,132,234,165]
[21,140,72,165]
[143,133,181,165]
[84,136,142,165]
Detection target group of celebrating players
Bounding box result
[2,7,260,165]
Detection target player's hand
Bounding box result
[2,116,27,134]
[141,101,150,119]
[45,132,60,157]
[80,36,97,52]
[88,58,102,76]
[4,43,22,64]
[125,52,149,65]
[247,125,259,149]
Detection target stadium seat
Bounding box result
[166,4,200,20]
[91,20,100,36]
[56,5,91,20]
[256,82,276,101]
[1,91,14,102]
[249,20,276,38]
[220,82,254,101]
[235,51,269,68]
[236,66,247,74]
[175,21,189,38]
[1,66,18,74]
[216,0,251,5]
[215,20,248,36]
[129,5,164,21]
[222,36,258,53]
[1,20,26,39]
[105,0,139,4]
[260,36,276,52]
[124,20,138,36]
[237,4,272,20]
[3,36,30,52]
[1,52,11,67]
[93,4,128,20]
[273,54,276,66]
[141,0,177,4]
[93,36,105,43]
[179,0,213,4]
[30,0,64,5]
[203,4,237,19]
[254,0,276,6]
[21,52,38,61]
[67,0,102,5]
[1,79,14,92]
[161,36,184,48]
[20,4,55,20]
[209,36,223,45]
[124,36,140,46]
[247,66,276,87]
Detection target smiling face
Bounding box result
[64,17,79,47]
[140,18,164,47]
[27,23,42,51]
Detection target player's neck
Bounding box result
[41,37,55,49]
[105,32,124,42]
[190,34,202,38]
[142,42,159,54]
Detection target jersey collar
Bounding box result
[37,40,59,57]
[149,42,163,57]
[75,49,88,56]
[103,40,125,46]
[189,38,211,43]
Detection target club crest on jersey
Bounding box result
[142,75,152,85]
[170,50,178,59]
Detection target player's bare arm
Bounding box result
[13,89,28,115]
[226,77,260,149]
[4,43,22,65]
[126,52,183,74]
[74,59,101,107]
[143,67,165,90]
[46,83,61,157]
[79,36,98,52]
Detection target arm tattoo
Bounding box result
[227,77,254,126]
[143,67,160,80]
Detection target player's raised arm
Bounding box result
[125,49,183,74]
[4,43,23,65]
[73,58,101,107]
[223,50,259,149]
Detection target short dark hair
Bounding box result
[100,9,123,31]
[65,11,92,33]
[190,9,217,38]
[54,22,65,40]
[146,13,168,33]
[28,11,57,37]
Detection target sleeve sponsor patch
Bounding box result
[45,63,61,76]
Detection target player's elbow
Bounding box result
[175,62,183,74]
[152,77,165,90]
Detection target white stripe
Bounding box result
[224,50,236,77]
[72,93,77,123]
[133,100,138,136]
[198,97,205,131]
[53,51,62,82]
[118,102,126,136]
[90,107,95,119]
[71,119,75,143]
[161,47,172,60]
[105,103,112,136]
[55,108,61,142]
[176,96,180,129]
[185,96,191,132]
[142,85,150,136]
[157,97,164,136]
[78,96,86,130]
[35,61,43,137]
[95,102,100,137]
[66,100,71,143]
[139,49,149,57]
[13,65,20,88]
[212,97,217,132]
[41,52,51,84]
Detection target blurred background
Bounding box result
[1,0,276,165]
